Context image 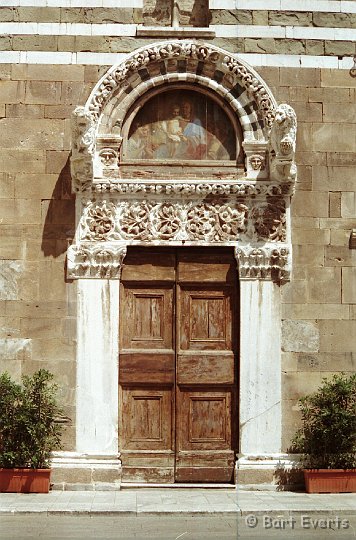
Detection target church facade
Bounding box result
[0,0,355,488]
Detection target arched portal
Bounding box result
[61,41,297,486]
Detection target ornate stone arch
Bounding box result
[68,40,297,281]
[61,41,299,485]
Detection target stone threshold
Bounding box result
[121,483,236,489]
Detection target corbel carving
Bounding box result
[67,243,127,279]
[243,141,268,180]
[71,107,96,192]
[269,104,297,183]
[235,246,290,283]
[94,135,123,180]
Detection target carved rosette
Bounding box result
[82,200,118,241]
[235,246,290,282]
[67,244,127,279]
[250,199,286,242]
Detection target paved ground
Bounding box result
[0,514,356,540]
[1,489,356,539]
[1,488,356,516]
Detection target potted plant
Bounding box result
[0,369,65,493]
[292,373,356,493]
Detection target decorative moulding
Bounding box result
[68,41,297,283]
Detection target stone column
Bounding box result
[239,279,281,454]
[76,279,119,455]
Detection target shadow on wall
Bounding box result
[41,157,75,259]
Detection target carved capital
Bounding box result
[235,245,291,282]
[94,134,123,179]
[67,243,127,279]
[243,141,268,180]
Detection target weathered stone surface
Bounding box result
[329,192,341,218]
[0,119,66,150]
[313,166,356,191]
[292,228,330,246]
[292,191,329,218]
[12,35,58,51]
[18,7,60,22]
[282,303,349,320]
[280,68,320,88]
[211,9,252,25]
[25,81,61,105]
[306,267,341,304]
[0,81,25,105]
[323,102,356,124]
[0,36,11,51]
[341,192,356,218]
[0,149,46,174]
[282,320,320,353]
[342,267,356,303]
[313,12,356,28]
[0,173,14,199]
[311,124,356,152]
[325,245,356,267]
[281,280,308,304]
[282,371,324,399]
[252,10,268,25]
[305,40,325,55]
[6,104,44,118]
[319,320,356,352]
[325,40,355,56]
[321,69,356,89]
[309,87,354,103]
[293,245,324,267]
[297,352,355,372]
[269,11,311,26]
[0,261,23,300]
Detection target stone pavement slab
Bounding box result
[0,489,355,517]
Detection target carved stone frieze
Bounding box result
[78,198,287,244]
[67,243,127,279]
[235,246,290,282]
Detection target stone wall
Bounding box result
[1,60,355,452]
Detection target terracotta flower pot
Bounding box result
[304,469,356,494]
[0,468,51,493]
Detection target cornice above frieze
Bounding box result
[87,180,295,198]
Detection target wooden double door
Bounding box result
[119,248,238,483]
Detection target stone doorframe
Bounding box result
[53,41,298,488]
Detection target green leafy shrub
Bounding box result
[292,373,356,469]
[0,369,65,469]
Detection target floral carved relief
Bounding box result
[250,199,286,242]
[83,200,117,241]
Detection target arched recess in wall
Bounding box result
[68,41,297,281]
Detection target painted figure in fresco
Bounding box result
[153,103,185,159]
[176,100,207,159]
[126,123,155,159]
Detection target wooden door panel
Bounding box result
[121,286,174,351]
[119,353,174,384]
[179,288,232,351]
[176,353,234,385]
[178,390,231,448]
[121,388,173,451]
